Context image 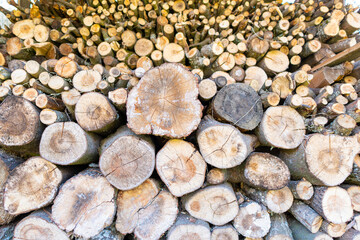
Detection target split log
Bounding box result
[211,225,239,240]
[210,83,263,131]
[243,185,294,213]
[280,134,360,186]
[4,157,62,215]
[0,96,44,155]
[196,116,258,168]
[73,69,102,93]
[288,179,314,200]
[182,183,238,226]
[321,220,347,238]
[256,106,305,149]
[310,186,353,224]
[289,200,323,233]
[52,168,116,239]
[127,63,202,138]
[233,200,271,238]
[99,126,155,190]
[13,209,69,240]
[288,218,333,240]
[266,214,293,240]
[39,122,100,165]
[156,139,206,197]
[167,214,211,240]
[75,92,120,134]
[237,152,290,190]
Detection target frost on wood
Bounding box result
[126,63,202,138]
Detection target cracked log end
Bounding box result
[126,63,202,138]
[52,168,116,239]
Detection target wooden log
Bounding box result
[230,66,245,82]
[266,214,293,240]
[211,225,239,240]
[73,69,102,93]
[341,12,360,35]
[288,217,332,240]
[330,114,356,136]
[233,200,271,238]
[197,116,258,168]
[6,37,34,60]
[167,214,211,240]
[4,157,62,215]
[330,38,357,54]
[134,38,154,57]
[127,63,202,138]
[52,168,116,239]
[0,96,44,155]
[39,122,100,165]
[75,92,120,134]
[90,225,124,240]
[280,134,360,186]
[321,220,347,238]
[13,209,69,240]
[289,200,323,233]
[339,228,360,240]
[182,183,238,226]
[108,88,127,112]
[156,139,206,197]
[310,186,353,224]
[61,88,81,117]
[24,60,45,78]
[198,79,217,101]
[0,223,15,240]
[256,106,306,149]
[341,185,360,212]
[12,20,35,40]
[39,109,68,125]
[11,69,30,85]
[210,83,263,131]
[244,185,294,213]
[35,94,65,111]
[258,50,290,76]
[54,56,79,78]
[99,126,155,190]
[261,92,281,108]
[271,73,294,99]
[244,66,268,92]
[288,179,314,200]
[237,152,290,190]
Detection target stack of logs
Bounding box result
[1,0,360,239]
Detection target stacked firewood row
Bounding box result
[1,0,360,239]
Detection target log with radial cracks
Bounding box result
[51,168,116,239]
[156,139,206,197]
[126,63,202,138]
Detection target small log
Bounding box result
[182,183,238,226]
[256,106,305,149]
[330,114,356,136]
[24,60,45,78]
[75,92,120,134]
[54,56,79,78]
[346,155,360,185]
[266,214,293,240]
[73,69,102,93]
[341,185,360,212]
[198,79,217,101]
[289,200,323,233]
[48,76,69,93]
[0,96,44,155]
[52,168,116,239]
[321,220,347,238]
[127,63,202,138]
[244,66,268,92]
[40,122,100,165]
[237,152,290,190]
[39,109,68,125]
[6,37,34,60]
[341,12,360,35]
[99,126,155,190]
[233,200,271,238]
[197,116,258,168]
[156,139,206,197]
[288,217,332,240]
[13,209,69,240]
[288,179,314,200]
[211,225,239,240]
[61,88,81,117]
[339,228,360,240]
[230,66,245,82]
[35,94,65,111]
[11,69,30,85]
[280,134,359,186]
[108,88,128,112]
[4,157,62,215]
[258,50,290,75]
[134,38,154,57]
[163,43,185,63]
[167,214,211,240]
[310,186,353,224]
[330,38,357,53]
[206,168,229,185]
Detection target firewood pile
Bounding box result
[1,0,360,239]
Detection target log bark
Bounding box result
[266,214,293,240]
[127,63,202,138]
[341,185,360,212]
[196,116,258,169]
[39,109,68,125]
[210,83,263,131]
[167,214,211,240]
[288,179,314,200]
[99,126,155,190]
[280,134,359,186]
[52,168,116,239]
[339,228,360,240]
[289,200,323,233]
[182,183,238,226]
[321,220,347,238]
[156,139,206,197]
[288,217,332,240]
[40,122,100,165]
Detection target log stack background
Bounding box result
[1,0,360,239]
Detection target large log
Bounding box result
[127,63,202,138]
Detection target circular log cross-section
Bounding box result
[13,210,69,240]
[183,183,239,226]
[167,214,211,240]
[52,168,116,239]
[0,96,43,155]
[211,225,239,240]
[211,83,263,131]
[4,157,62,215]
[156,139,206,197]
[75,92,120,134]
[100,126,155,190]
[73,70,102,93]
[40,122,100,165]
[256,106,305,149]
[127,63,202,138]
[54,57,79,79]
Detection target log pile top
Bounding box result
[1,0,360,239]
